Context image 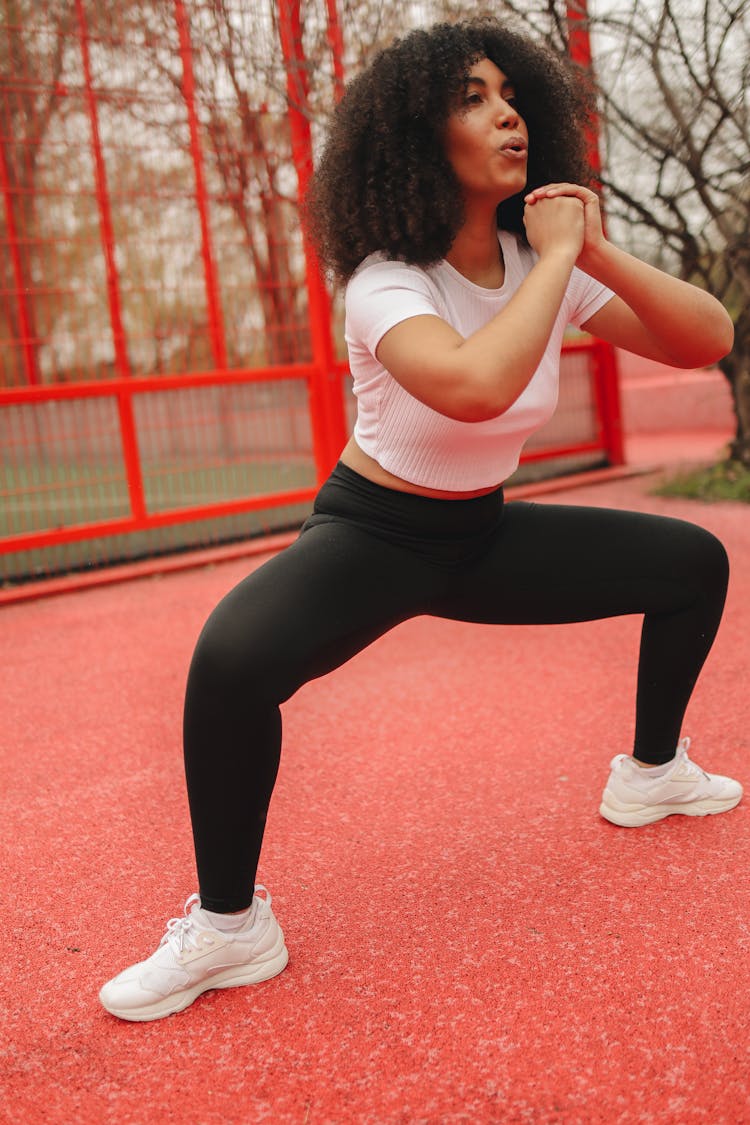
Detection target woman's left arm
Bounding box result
[524,184,735,368]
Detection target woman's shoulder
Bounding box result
[344,254,446,351]
[348,252,435,281]
[345,253,438,302]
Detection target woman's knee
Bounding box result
[189,569,318,706]
[186,582,281,699]
[693,524,728,582]
[677,521,729,599]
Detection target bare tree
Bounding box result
[596,0,749,465]
[503,0,750,466]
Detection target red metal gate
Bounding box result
[0,0,623,594]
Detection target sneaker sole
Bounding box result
[599,793,742,828]
[100,938,289,1022]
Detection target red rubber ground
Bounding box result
[2,441,749,1124]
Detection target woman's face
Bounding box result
[443,57,529,206]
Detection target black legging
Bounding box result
[183,463,729,911]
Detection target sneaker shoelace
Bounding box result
[159,893,204,956]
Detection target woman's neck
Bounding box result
[445,215,504,288]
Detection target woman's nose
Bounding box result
[495,102,519,128]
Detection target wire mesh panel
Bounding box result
[0,396,129,535]
[132,379,315,513]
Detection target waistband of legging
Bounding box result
[314,461,505,539]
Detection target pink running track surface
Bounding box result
[2,464,749,1124]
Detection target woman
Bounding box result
[99,18,740,1022]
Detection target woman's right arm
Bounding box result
[375,195,584,423]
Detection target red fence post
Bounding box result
[566,0,603,184]
[277,0,347,479]
[594,339,626,466]
[324,0,346,102]
[173,0,228,371]
[75,0,148,514]
[566,1,625,466]
[75,0,131,382]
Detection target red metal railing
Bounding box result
[0,0,623,594]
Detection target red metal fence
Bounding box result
[0,0,623,592]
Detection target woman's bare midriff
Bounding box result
[339,436,502,499]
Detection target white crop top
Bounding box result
[344,229,614,491]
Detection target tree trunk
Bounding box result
[1,131,42,385]
[719,310,750,467]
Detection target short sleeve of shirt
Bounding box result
[344,257,442,357]
[566,266,615,329]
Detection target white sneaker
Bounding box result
[600,737,743,827]
[99,886,288,1021]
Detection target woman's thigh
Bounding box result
[436,500,728,626]
[189,517,444,705]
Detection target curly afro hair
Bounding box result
[306,17,594,282]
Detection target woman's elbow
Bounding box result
[445,387,514,423]
[714,309,735,360]
[671,305,734,369]
[432,363,528,422]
